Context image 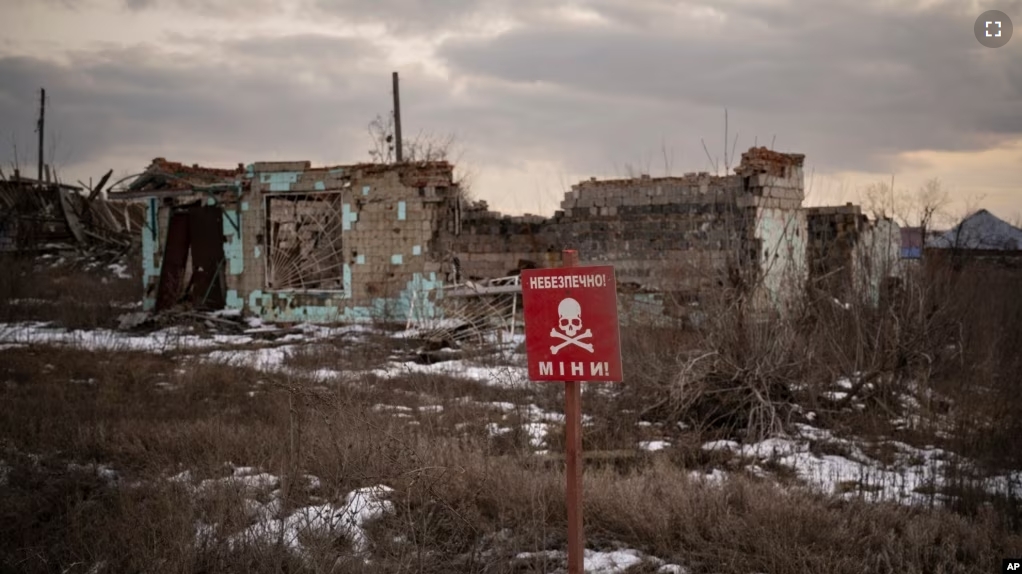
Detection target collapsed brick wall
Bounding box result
[140,160,461,321]
[439,147,807,309]
[240,162,459,319]
[806,204,900,302]
[806,204,865,295]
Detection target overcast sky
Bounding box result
[1,0,1020,223]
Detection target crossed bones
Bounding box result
[550,328,594,354]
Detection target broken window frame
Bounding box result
[263,190,348,293]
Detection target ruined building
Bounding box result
[444,147,811,318]
[1,171,145,253]
[118,148,900,324]
[120,159,460,322]
[806,204,901,304]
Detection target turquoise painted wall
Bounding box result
[223,209,244,275]
[141,198,160,311]
[243,272,444,324]
[138,168,453,324]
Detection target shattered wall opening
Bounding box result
[265,193,346,291]
[154,203,227,311]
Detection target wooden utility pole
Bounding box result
[392,72,403,163]
[37,88,45,181]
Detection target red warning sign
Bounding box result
[521,266,623,382]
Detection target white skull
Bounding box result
[558,297,583,337]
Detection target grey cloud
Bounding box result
[5,0,89,7]
[437,0,1022,173]
[3,0,292,20]
[116,0,486,28]
[0,35,430,181]
[308,0,560,34]
[1,0,1020,209]
[312,0,476,27]
[119,0,289,17]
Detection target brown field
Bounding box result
[1,252,1021,573]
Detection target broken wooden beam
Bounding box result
[87,169,114,203]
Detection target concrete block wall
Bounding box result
[445,207,747,291]
[853,217,901,304]
[136,146,898,322]
[141,160,460,322]
[806,204,901,302]
[805,204,867,289]
[753,206,808,310]
[237,163,458,321]
[442,148,808,308]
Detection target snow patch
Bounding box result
[688,469,728,485]
[67,462,119,484]
[228,485,393,555]
[486,423,513,437]
[523,422,549,448]
[514,548,687,573]
[639,440,671,452]
[0,322,254,352]
[370,360,528,386]
[107,263,132,280]
[699,424,1021,505]
[173,465,392,560]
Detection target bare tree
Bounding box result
[402,130,457,163]
[700,138,719,175]
[366,114,474,200]
[942,191,988,251]
[910,178,951,236]
[861,179,902,222]
[367,113,396,164]
[7,133,22,175]
[661,137,675,177]
[961,191,987,219]
[367,114,458,164]
[862,176,953,240]
[701,108,741,176]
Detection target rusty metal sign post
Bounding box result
[521,250,623,574]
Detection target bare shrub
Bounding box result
[619,253,807,442]
[584,461,1022,574]
[618,199,1022,497]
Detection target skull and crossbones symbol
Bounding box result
[550,297,594,354]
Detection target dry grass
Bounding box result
[0,252,140,330]
[2,338,1021,573]
[612,249,1022,523]
[3,251,1022,572]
